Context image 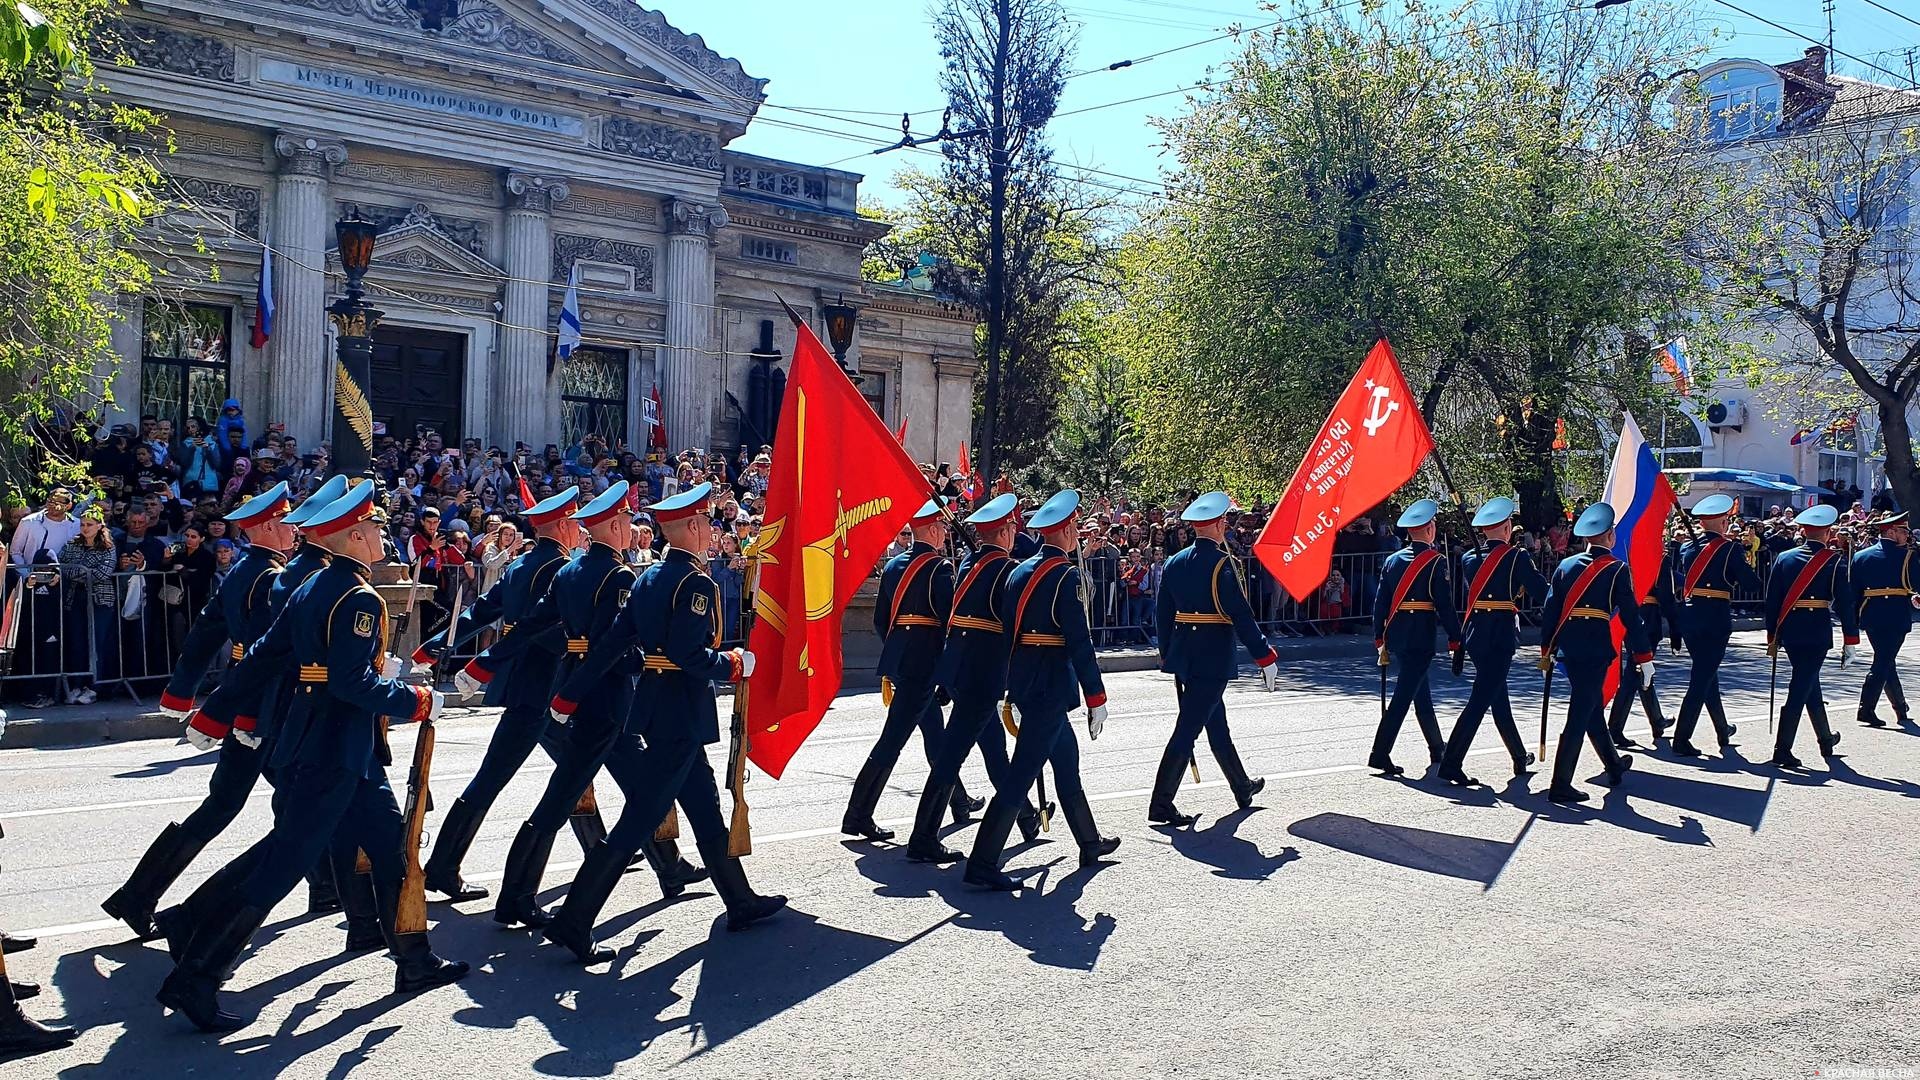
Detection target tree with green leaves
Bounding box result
[1,0,160,495]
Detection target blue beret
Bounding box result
[965,492,1019,527]
[1182,491,1234,524]
[1396,499,1439,529]
[1471,496,1516,529]
[575,480,633,525]
[1573,503,1617,538]
[1690,494,1735,517]
[226,481,291,528]
[1794,503,1838,527]
[285,474,350,527]
[1026,490,1081,530]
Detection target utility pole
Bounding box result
[978,0,1012,488]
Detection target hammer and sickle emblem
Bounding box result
[1362,378,1399,437]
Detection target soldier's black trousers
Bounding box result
[453,703,570,817]
[178,735,264,846]
[971,706,1097,858]
[852,677,948,797]
[1607,655,1667,739]
[525,708,624,833]
[603,728,727,855]
[1372,645,1444,762]
[238,765,405,913]
[1550,658,1623,792]
[1674,616,1733,743]
[1166,679,1253,795]
[1776,646,1835,756]
[923,692,1017,795]
[1442,644,1528,772]
[1860,625,1909,719]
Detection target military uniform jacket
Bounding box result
[160,545,282,709]
[1004,545,1106,715]
[1539,545,1653,664]
[442,536,569,711]
[196,542,330,739]
[1457,540,1547,653]
[530,543,637,721]
[238,555,429,777]
[1156,537,1276,681]
[934,544,1017,700]
[1765,541,1860,651]
[1851,538,1916,637]
[873,541,953,686]
[1678,531,1762,632]
[1372,541,1462,653]
[1640,550,1682,644]
[619,548,738,747]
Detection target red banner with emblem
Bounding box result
[745,313,930,778]
[1253,339,1435,601]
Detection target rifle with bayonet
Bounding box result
[725,545,762,857]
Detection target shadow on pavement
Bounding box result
[1159,807,1301,881]
[1287,811,1525,888]
[1775,755,1920,799]
[1615,769,1772,831]
[114,748,217,780]
[849,847,1116,972]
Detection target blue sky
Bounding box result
[654,0,1920,208]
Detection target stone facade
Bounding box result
[98,0,977,461]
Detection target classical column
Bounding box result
[497,172,568,447]
[662,198,727,454]
[269,133,346,446]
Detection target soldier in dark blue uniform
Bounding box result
[964,491,1119,892]
[1368,499,1460,777]
[105,483,294,940]
[1147,491,1278,824]
[485,482,702,929]
[541,484,784,963]
[1606,544,1681,750]
[156,482,465,1032]
[843,498,978,840]
[1670,494,1763,757]
[905,493,1041,863]
[1537,504,1652,804]
[1764,503,1859,769]
[1438,497,1547,785]
[1851,511,1916,728]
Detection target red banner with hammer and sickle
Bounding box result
[744,308,930,778]
[1253,339,1435,601]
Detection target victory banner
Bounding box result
[744,307,930,778]
[1254,339,1434,600]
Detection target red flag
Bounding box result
[1253,340,1434,601]
[745,314,930,778]
[517,474,535,510]
[894,414,910,445]
[649,385,668,452]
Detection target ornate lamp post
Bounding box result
[329,211,383,478]
[821,294,860,382]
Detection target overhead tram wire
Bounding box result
[1696,0,1919,86]
[1856,0,1920,32]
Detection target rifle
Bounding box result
[0,579,24,679]
[725,549,762,857]
[439,570,464,685]
[396,713,435,937]
[1538,657,1553,763]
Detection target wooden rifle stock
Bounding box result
[726,551,762,858]
[396,718,435,935]
[572,781,598,817]
[0,583,24,678]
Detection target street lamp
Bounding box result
[329,210,384,478]
[821,295,860,381]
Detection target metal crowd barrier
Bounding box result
[1,568,188,706]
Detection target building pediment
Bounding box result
[326,205,506,301]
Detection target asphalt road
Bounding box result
[4,630,1919,1078]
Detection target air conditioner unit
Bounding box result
[1705,399,1746,430]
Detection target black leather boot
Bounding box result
[1060,791,1119,868]
[423,797,490,902]
[543,840,628,964]
[906,782,962,863]
[948,781,984,826]
[653,839,708,891]
[370,876,469,995]
[1016,799,1045,842]
[962,798,1022,891]
[638,838,685,901]
[493,822,558,929]
[155,847,255,964]
[840,756,895,840]
[102,821,202,940]
[304,854,341,915]
[569,805,607,852]
[339,863,384,955]
[1146,749,1197,826]
[709,857,787,931]
[1,969,75,1054]
[155,904,267,1032]
[1706,699,1738,746]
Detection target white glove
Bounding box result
[232,728,261,750]
[427,690,445,722]
[159,701,192,721]
[1087,703,1107,740]
[454,668,483,699]
[551,706,570,725]
[738,649,756,678]
[381,654,404,681]
[184,725,218,752]
[1260,663,1278,693]
[1841,643,1857,667]
[1641,661,1655,690]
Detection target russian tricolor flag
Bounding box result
[250,232,274,349]
[1601,412,1677,697]
[1653,336,1692,396]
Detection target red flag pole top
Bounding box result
[1253,339,1435,601]
[744,302,931,778]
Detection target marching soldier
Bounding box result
[105,483,296,940]
[1368,499,1460,777]
[486,482,698,930]
[1852,511,1915,728]
[542,483,785,963]
[843,498,978,840]
[1147,491,1278,824]
[156,481,464,1033]
[1538,504,1651,804]
[1606,543,1680,750]
[1438,497,1546,785]
[1765,504,1858,769]
[964,490,1119,892]
[1670,494,1763,757]
[905,492,1042,864]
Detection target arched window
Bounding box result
[1695,62,1784,143]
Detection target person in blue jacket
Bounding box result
[1607,543,1681,750]
[1368,499,1460,777]
[1850,511,1916,728]
[1147,491,1278,824]
[1670,494,1763,757]
[1438,497,1547,786]
[1764,503,1859,769]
